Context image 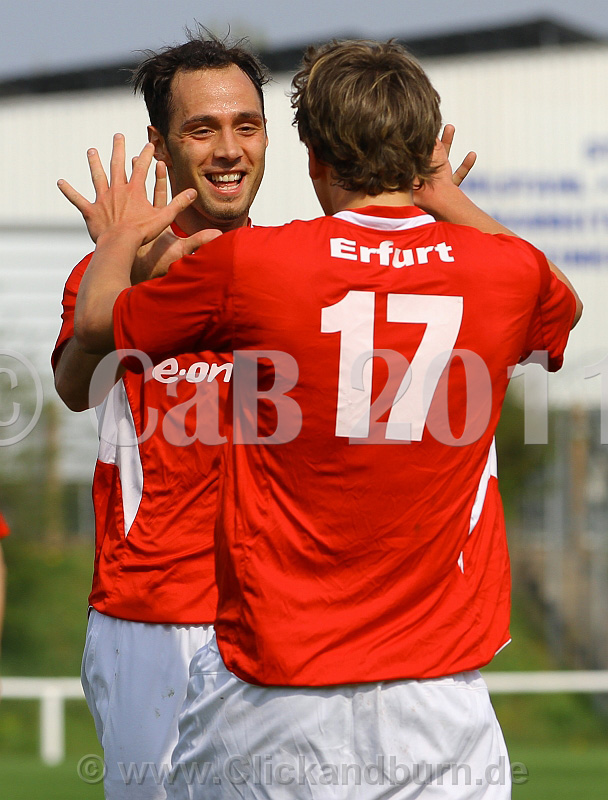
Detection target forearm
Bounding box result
[54,338,124,411]
[74,228,141,354]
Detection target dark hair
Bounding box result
[131,27,270,139]
[291,40,441,195]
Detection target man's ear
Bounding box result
[307,148,325,180]
[148,125,172,167]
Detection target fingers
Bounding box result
[130,142,155,185]
[167,188,197,216]
[153,161,168,208]
[453,151,477,186]
[57,179,92,214]
[440,124,476,186]
[441,124,455,156]
[87,148,109,197]
[150,188,197,234]
[185,229,223,253]
[109,133,128,185]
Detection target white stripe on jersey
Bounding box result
[96,381,144,536]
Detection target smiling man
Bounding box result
[52,31,268,800]
[143,60,267,234]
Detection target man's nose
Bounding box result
[214,129,243,161]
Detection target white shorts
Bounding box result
[81,609,214,800]
[167,635,510,800]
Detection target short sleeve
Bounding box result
[519,243,577,372]
[113,230,238,369]
[51,255,93,372]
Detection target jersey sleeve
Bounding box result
[51,254,93,372]
[0,511,10,539]
[113,230,237,367]
[515,240,577,371]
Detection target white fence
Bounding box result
[2,677,84,765]
[3,672,608,766]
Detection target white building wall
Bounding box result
[425,44,608,409]
[2,44,608,477]
[0,81,318,226]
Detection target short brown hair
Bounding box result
[291,40,441,195]
[132,27,270,140]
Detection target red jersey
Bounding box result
[0,512,9,539]
[52,246,231,624]
[113,206,576,684]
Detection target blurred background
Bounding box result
[1,1,608,797]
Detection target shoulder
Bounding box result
[442,223,548,278]
[233,217,331,252]
[247,216,329,238]
[443,223,543,258]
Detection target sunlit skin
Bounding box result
[149,64,268,235]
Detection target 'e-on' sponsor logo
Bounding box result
[152,357,233,385]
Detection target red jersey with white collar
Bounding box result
[113,206,576,683]
[52,227,231,624]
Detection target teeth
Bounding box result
[209,173,243,184]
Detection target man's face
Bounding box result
[151,65,267,233]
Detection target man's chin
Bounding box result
[198,198,249,225]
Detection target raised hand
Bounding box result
[130,160,222,282]
[57,133,198,248]
[440,124,477,187]
[414,124,477,215]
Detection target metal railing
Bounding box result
[2,677,84,765]
[3,672,608,766]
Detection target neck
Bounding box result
[314,173,414,216]
[340,189,414,212]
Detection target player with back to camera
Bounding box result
[62,39,581,800]
[0,511,9,664]
[52,29,268,799]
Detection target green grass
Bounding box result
[483,594,608,746]
[510,744,608,799]
[0,756,104,800]
[0,701,103,799]
[0,699,100,757]
[0,745,605,800]
[1,538,93,677]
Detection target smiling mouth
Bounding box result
[206,172,244,190]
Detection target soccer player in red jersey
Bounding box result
[62,40,581,799]
[52,31,268,799]
[0,511,8,660]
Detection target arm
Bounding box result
[57,134,219,354]
[54,153,215,408]
[54,340,122,412]
[76,228,144,353]
[415,125,583,326]
[52,257,109,411]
